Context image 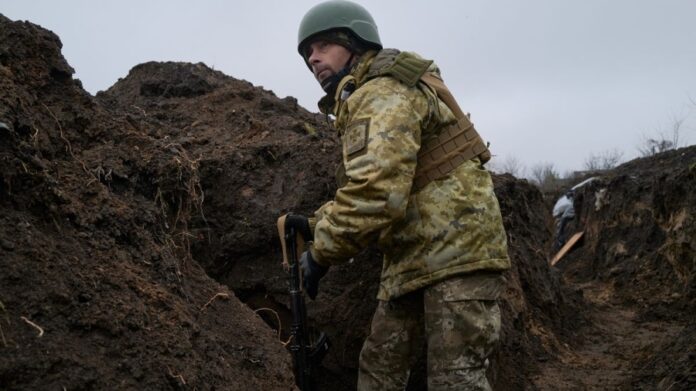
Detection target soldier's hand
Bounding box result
[300,250,328,300]
[285,213,313,241]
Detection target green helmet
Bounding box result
[297,0,382,57]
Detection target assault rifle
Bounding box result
[277,215,330,391]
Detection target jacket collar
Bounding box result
[317,50,379,115]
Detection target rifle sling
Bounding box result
[277,214,305,270]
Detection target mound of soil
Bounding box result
[0,15,295,390]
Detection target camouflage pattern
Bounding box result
[357,272,503,390]
[309,49,511,301]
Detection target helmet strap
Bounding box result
[320,53,355,96]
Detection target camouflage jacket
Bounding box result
[309,49,510,300]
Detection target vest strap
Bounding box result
[412,73,491,193]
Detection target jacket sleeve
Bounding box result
[310,82,426,266]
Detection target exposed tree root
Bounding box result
[254,307,292,346]
[20,316,44,337]
[200,292,230,312]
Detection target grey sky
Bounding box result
[3,0,695,175]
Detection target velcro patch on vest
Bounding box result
[344,118,370,158]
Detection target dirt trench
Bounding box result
[2,14,695,390]
[533,276,687,390]
[534,147,696,390]
[94,58,582,391]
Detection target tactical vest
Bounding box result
[335,49,491,193]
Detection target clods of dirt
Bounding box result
[1,15,295,390]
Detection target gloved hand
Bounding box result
[285,213,313,241]
[300,250,328,300]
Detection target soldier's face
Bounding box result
[306,40,352,85]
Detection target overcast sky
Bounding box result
[3,0,695,176]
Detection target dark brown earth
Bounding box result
[0,15,296,390]
[1,15,695,390]
[538,147,696,390]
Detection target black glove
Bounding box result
[300,250,328,300]
[285,213,313,241]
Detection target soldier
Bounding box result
[289,1,511,389]
[552,190,576,252]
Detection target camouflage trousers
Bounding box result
[357,271,504,391]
